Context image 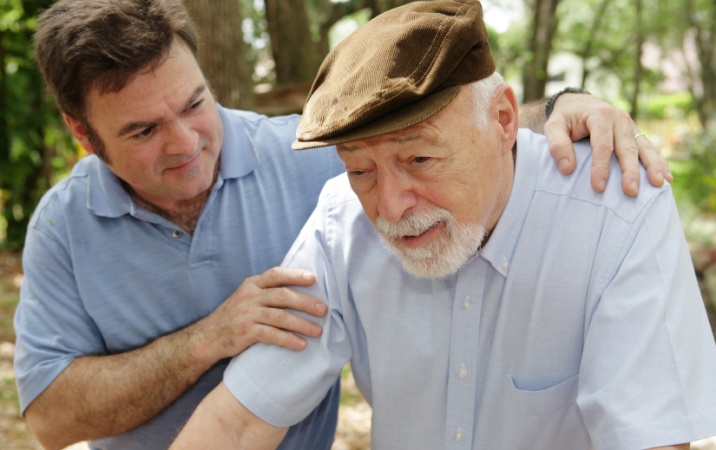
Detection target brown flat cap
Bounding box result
[293,0,495,150]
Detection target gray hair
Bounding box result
[469,72,506,129]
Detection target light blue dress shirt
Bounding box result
[226,129,716,449]
[14,106,345,450]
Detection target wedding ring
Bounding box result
[634,132,645,140]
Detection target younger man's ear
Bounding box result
[64,115,97,155]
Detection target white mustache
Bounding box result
[375,207,453,239]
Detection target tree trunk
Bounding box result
[578,0,610,87]
[686,0,715,128]
[522,0,561,102]
[629,0,645,118]
[184,0,254,109]
[0,28,8,168]
[265,0,323,85]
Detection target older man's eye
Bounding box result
[413,156,431,164]
[189,98,204,111]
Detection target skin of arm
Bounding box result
[170,382,287,450]
[519,93,673,197]
[24,268,325,450]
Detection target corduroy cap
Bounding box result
[293,0,495,150]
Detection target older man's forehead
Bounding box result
[337,123,445,153]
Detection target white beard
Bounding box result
[375,206,486,279]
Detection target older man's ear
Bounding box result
[493,84,519,154]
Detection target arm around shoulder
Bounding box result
[171,381,288,450]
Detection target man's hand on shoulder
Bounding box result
[191,267,327,362]
[544,92,672,197]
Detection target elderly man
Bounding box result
[16,0,673,449]
[171,1,716,449]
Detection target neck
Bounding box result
[126,185,210,235]
[123,160,220,235]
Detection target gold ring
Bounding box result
[634,132,645,140]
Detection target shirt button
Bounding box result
[172,230,182,238]
[457,363,468,378]
[454,427,464,442]
[501,258,510,270]
[462,296,472,310]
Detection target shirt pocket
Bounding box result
[504,373,579,416]
[499,374,588,448]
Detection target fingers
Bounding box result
[248,267,326,317]
[587,134,619,194]
[239,285,325,351]
[543,90,673,196]
[544,93,611,176]
[544,118,578,175]
[230,267,328,351]
[252,266,317,289]
[578,104,621,193]
[635,133,673,187]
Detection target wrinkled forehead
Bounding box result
[338,125,423,150]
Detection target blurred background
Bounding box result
[0,0,714,448]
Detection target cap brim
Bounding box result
[293,85,462,150]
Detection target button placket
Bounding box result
[444,262,487,448]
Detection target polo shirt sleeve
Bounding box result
[14,221,106,414]
[577,189,716,449]
[223,182,353,428]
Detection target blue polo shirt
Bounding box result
[14,106,345,449]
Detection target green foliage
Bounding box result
[640,93,695,119]
[671,126,716,216]
[0,0,75,250]
[486,13,530,81]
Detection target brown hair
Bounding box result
[34,0,199,122]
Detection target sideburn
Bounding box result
[83,120,111,165]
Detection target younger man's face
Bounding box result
[66,38,224,211]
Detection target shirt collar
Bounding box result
[479,129,539,277]
[86,104,258,218]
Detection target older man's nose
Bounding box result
[376,171,418,223]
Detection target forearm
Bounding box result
[171,382,287,450]
[517,99,548,134]
[25,320,218,450]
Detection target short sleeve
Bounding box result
[14,224,106,413]
[577,190,716,449]
[223,188,353,428]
